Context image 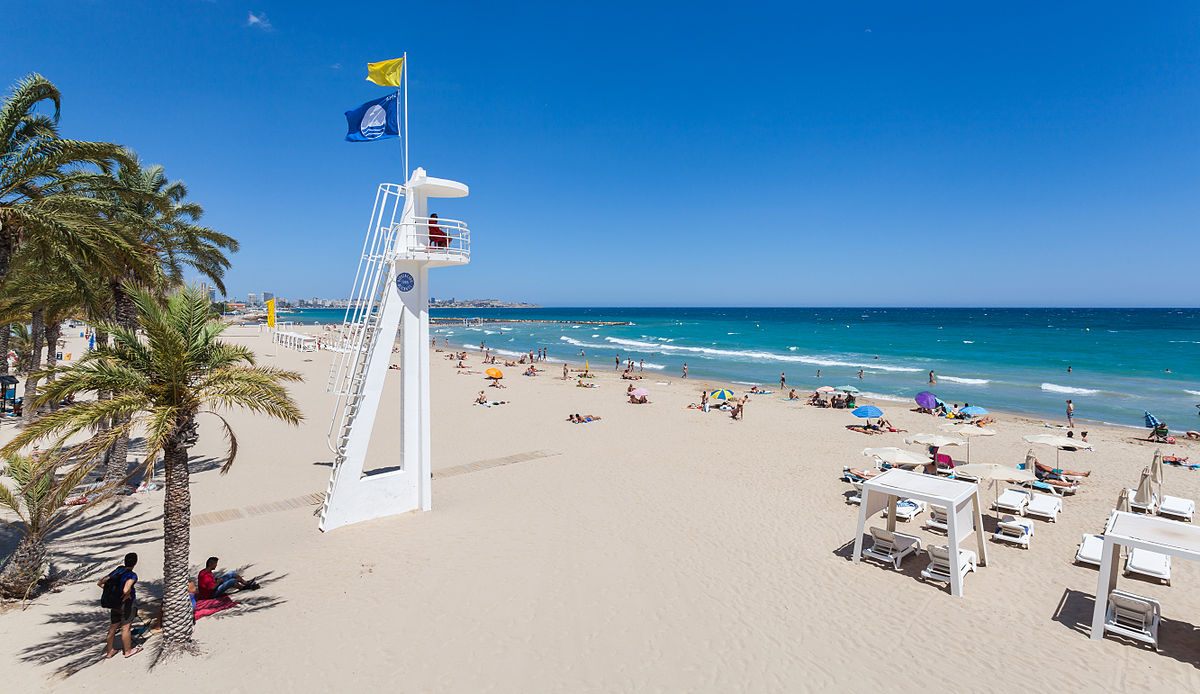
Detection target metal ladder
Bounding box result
[319,184,405,524]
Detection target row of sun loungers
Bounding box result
[1075,534,1173,584]
[862,527,977,586]
[1125,490,1196,522]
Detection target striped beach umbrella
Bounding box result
[710,389,734,400]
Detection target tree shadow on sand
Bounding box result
[19,569,288,677]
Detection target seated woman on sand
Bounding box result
[475,391,488,405]
[788,389,799,400]
[629,393,649,404]
[524,366,536,376]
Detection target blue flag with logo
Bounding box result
[344,92,399,142]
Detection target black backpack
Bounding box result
[100,567,131,609]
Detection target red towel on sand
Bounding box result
[193,596,238,620]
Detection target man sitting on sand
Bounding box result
[196,556,260,600]
[475,391,488,405]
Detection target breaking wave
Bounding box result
[1041,383,1100,395]
[598,337,922,372]
[937,375,990,385]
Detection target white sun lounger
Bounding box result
[923,505,949,532]
[881,498,927,522]
[1126,548,1171,585]
[847,481,864,506]
[863,527,922,569]
[993,515,1034,548]
[993,488,1031,515]
[1075,534,1104,566]
[1157,495,1195,522]
[1104,590,1161,651]
[919,545,977,585]
[1127,489,1158,515]
[1025,493,1063,522]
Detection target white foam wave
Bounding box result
[962,340,974,344]
[500,327,512,331]
[640,362,666,370]
[858,391,911,404]
[599,336,922,372]
[592,334,600,337]
[558,336,612,351]
[1185,390,1200,397]
[938,375,990,385]
[483,330,498,335]
[1041,382,1100,395]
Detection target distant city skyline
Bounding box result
[7,3,1198,306]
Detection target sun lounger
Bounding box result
[993,488,1031,515]
[1157,495,1195,522]
[1126,548,1171,585]
[1025,493,1062,522]
[1127,489,1158,514]
[1075,534,1104,566]
[993,515,1034,548]
[923,505,949,532]
[863,526,923,569]
[919,545,977,585]
[1104,590,1161,651]
[951,471,978,482]
[881,498,927,522]
[847,481,863,506]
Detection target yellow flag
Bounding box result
[266,299,276,328]
[366,57,405,87]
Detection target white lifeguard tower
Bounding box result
[319,167,469,531]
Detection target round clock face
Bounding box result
[396,272,415,293]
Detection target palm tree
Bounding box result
[4,285,303,654]
[0,451,96,599]
[100,156,238,482]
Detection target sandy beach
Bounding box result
[2,326,1199,692]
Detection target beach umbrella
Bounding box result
[852,405,883,419]
[631,388,649,397]
[861,447,930,467]
[1022,433,1092,466]
[710,389,734,401]
[485,367,503,379]
[915,391,937,409]
[1116,488,1131,513]
[938,424,995,462]
[835,385,860,394]
[1150,449,1165,499]
[960,405,988,416]
[905,434,964,449]
[953,463,1037,520]
[1144,411,1161,429]
[1133,467,1154,510]
[816,386,835,393]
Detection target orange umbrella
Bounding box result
[485,368,503,379]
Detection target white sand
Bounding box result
[2,326,1199,692]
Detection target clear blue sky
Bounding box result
[5,2,1198,306]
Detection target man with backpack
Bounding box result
[98,552,141,659]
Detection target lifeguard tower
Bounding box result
[319,167,469,531]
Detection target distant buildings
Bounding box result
[247,292,258,306]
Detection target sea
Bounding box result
[282,307,1200,430]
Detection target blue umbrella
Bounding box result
[852,405,883,418]
[1144,411,1161,429]
[960,405,988,416]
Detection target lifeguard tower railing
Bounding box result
[323,183,469,458]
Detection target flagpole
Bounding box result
[403,51,409,181]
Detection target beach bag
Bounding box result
[100,567,131,608]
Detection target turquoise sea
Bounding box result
[288,307,1200,430]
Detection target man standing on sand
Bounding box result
[780,372,786,389]
[639,359,644,372]
[1067,399,1075,428]
[562,364,568,380]
[615,355,620,370]
[98,552,141,659]
[682,363,688,378]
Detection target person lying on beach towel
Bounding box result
[876,418,907,433]
[1031,457,1091,478]
[845,425,883,435]
[842,466,880,482]
[576,379,597,388]
[566,413,602,423]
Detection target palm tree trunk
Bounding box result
[0,323,9,376]
[21,308,44,427]
[0,535,48,600]
[105,282,135,482]
[43,320,60,410]
[160,434,195,651]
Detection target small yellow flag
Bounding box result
[366,57,405,87]
[266,298,276,328]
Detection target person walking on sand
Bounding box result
[562,364,568,380]
[780,372,786,389]
[99,552,141,659]
[701,389,709,412]
[682,363,688,378]
[615,355,620,370]
[1066,399,1075,428]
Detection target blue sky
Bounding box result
[5,2,1198,306]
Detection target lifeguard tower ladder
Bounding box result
[319,167,469,531]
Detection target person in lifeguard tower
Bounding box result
[428,213,449,248]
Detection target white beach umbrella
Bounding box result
[1150,449,1165,500]
[861,447,930,467]
[1133,467,1154,509]
[905,434,964,449]
[938,424,995,462]
[1115,488,1131,514]
[954,464,1037,521]
[1022,433,1092,466]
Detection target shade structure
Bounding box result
[1144,411,1161,429]
[939,424,995,462]
[1150,449,1164,498]
[710,389,734,400]
[960,405,988,416]
[1023,433,1093,466]
[915,391,937,409]
[630,388,649,397]
[816,386,835,393]
[485,367,503,379]
[861,447,930,466]
[906,433,964,449]
[1133,467,1154,509]
[835,385,860,394]
[954,463,1037,520]
[852,405,883,419]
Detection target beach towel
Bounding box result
[194,595,238,620]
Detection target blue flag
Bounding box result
[344,92,399,142]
